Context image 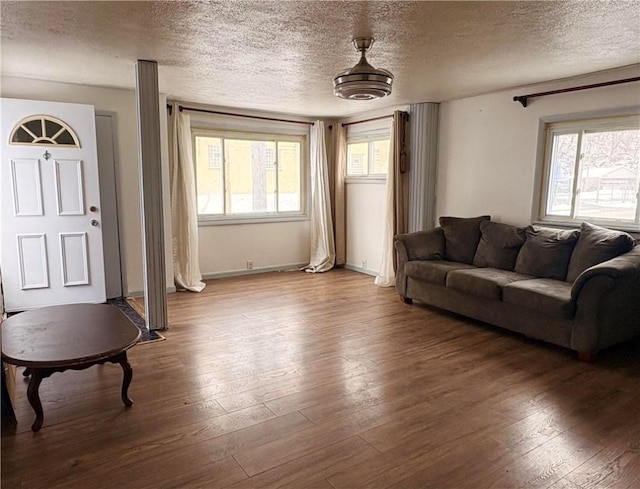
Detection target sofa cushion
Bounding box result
[446,268,534,300]
[565,222,636,282]
[405,260,476,286]
[473,221,526,271]
[514,226,580,280]
[502,278,575,319]
[439,215,491,264]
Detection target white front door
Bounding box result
[1,98,106,312]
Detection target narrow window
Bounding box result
[346,136,390,177]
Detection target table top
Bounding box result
[1,304,141,368]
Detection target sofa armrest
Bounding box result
[395,228,445,261]
[571,245,640,299]
[394,228,445,296]
[571,245,640,353]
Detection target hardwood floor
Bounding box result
[2,268,640,488]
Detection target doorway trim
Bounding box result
[96,111,126,299]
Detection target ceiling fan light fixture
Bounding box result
[333,38,394,100]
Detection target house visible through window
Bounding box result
[193,130,305,220]
[540,114,640,229]
[347,137,390,177]
[265,147,276,170]
[207,143,221,169]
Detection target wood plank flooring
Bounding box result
[2,268,640,488]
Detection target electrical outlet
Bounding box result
[246,260,253,270]
[362,260,367,269]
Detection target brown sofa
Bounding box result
[394,216,640,360]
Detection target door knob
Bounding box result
[90,219,99,226]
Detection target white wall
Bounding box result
[437,65,640,226]
[199,221,310,277]
[345,182,386,274]
[1,76,174,296]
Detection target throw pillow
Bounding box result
[565,222,636,282]
[439,215,490,264]
[514,226,579,280]
[473,221,526,271]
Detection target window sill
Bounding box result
[534,217,640,234]
[345,176,386,184]
[198,214,309,226]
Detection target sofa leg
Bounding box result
[578,351,596,363]
[399,295,413,305]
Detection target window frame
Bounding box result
[536,112,640,232]
[192,128,308,225]
[345,131,390,181]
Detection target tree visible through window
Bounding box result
[193,131,304,219]
[542,114,640,228]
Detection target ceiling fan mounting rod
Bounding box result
[353,38,374,54]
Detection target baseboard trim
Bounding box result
[343,264,378,277]
[202,263,308,280]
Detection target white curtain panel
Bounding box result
[375,117,397,287]
[169,103,206,292]
[304,121,336,273]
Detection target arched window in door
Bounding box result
[9,115,80,147]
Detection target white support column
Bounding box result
[135,60,168,331]
[408,103,439,232]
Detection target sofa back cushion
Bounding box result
[565,222,636,282]
[473,221,526,270]
[439,215,491,264]
[514,226,579,280]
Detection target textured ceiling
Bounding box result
[1,1,639,118]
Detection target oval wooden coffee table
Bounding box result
[1,304,141,431]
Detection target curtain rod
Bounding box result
[342,114,394,127]
[166,104,314,126]
[513,76,640,108]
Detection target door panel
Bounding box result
[54,159,84,215]
[16,234,49,289]
[1,98,106,311]
[59,232,89,286]
[10,158,43,216]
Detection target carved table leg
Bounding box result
[26,369,44,431]
[116,352,134,407]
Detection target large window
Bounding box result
[540,114,640,229]
[193,130,305,221]
[347,136,390,177]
